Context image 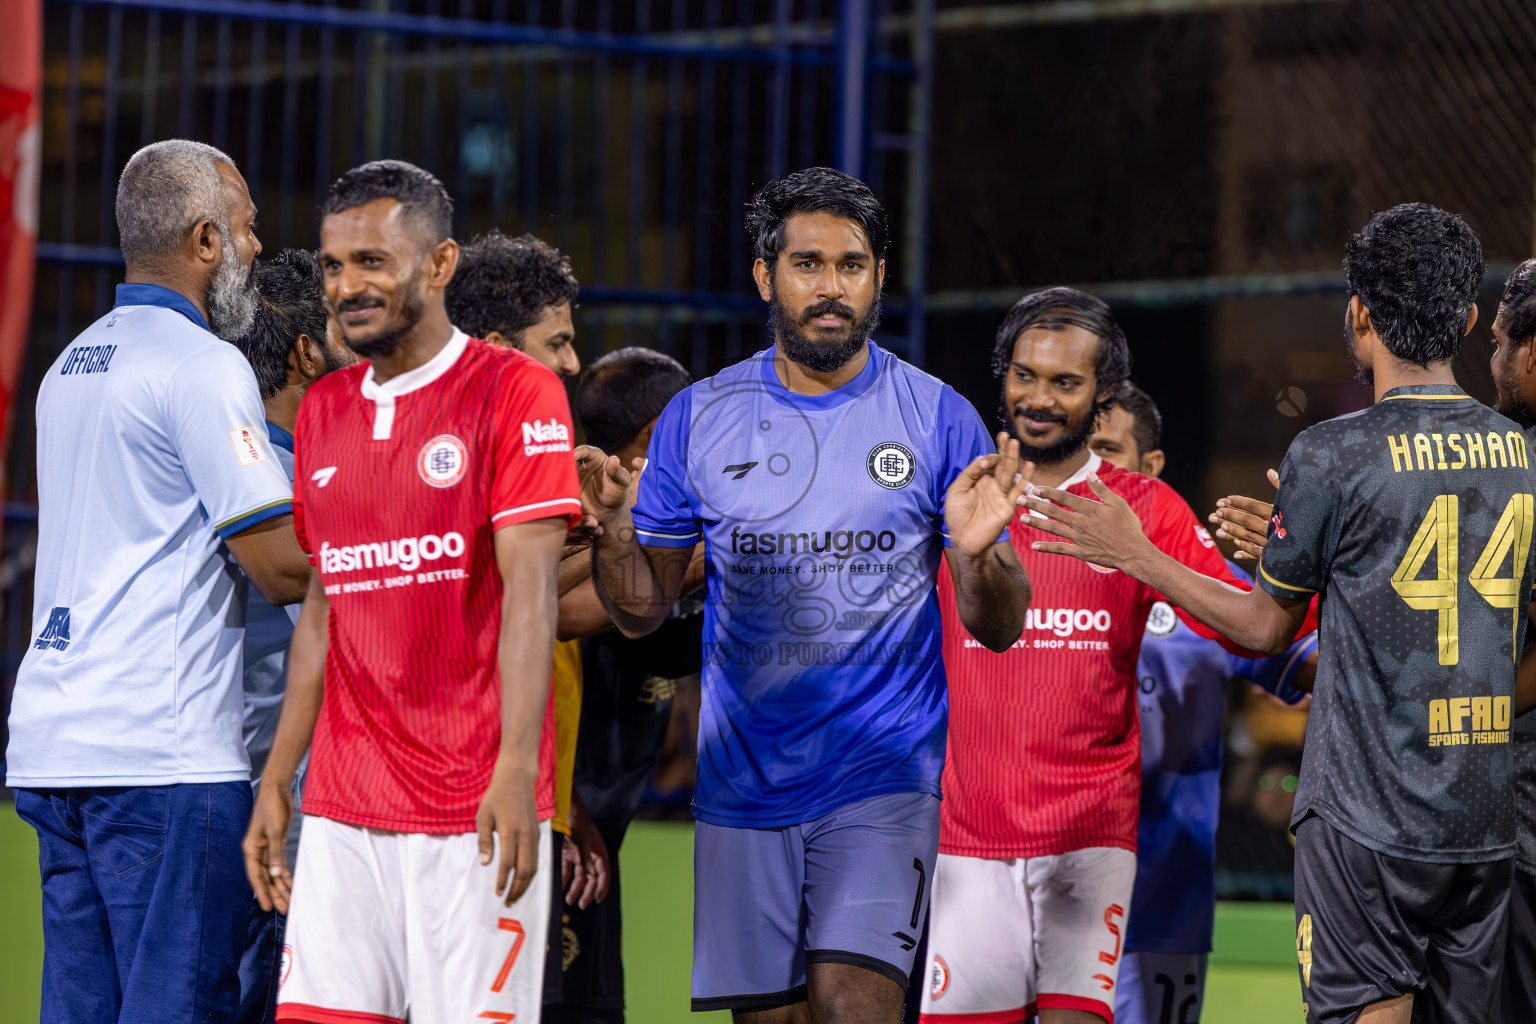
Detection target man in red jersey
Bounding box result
[241,160,580,1024]
[922,288,1265,1024]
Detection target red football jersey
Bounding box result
[938,454,1252,859]
[292,331,581,834]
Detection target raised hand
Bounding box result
[1209,467,1280,560]
[575,444,637,518]
[1018,472,1148,570]
[945,432,1034,559]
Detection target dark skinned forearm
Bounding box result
[1119,541,1305,655]
[952,545,1030,653]
[589,507,689,639]
[262,571,330,789]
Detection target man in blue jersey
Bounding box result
[583,167,1031,1022]
[6,140,311,1024]
[230,248,356,1024]
[1087,384,1316,1024]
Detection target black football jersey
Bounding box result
[1259,385,1536,862]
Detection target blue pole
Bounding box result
[834,0,871,177]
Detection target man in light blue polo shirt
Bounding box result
[6,139,311,1024]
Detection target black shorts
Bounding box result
[1293,814,1512,1024]
[1502,866,1536,1022]
[558,844,626,1024]
[544,826,566,1009]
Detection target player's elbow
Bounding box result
[249,566,309,606]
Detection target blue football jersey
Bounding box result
[631,343,997,827]
[1127,563,1316,953]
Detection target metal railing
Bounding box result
[7,0,936,693]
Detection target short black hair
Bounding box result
[992,286,1133,423]
[746,167,888,271]
[234,249,329,399]
[1343,203,1484,366]
[1499,259,1536,346]
[445,230,580,345]
[1112,381,1162,459]
[320,159,453,245]
[576,347,692,453]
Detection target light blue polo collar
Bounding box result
[114,283,210,331]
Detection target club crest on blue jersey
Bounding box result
[34,606,71,651]
[867,442,916,489]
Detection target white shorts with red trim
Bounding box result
[919,846,1136,1024]
[275,815,553,1024]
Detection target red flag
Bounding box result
[0,0,40,499]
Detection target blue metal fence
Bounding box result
[7,0,935,688]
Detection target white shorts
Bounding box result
[1113,951,1208,1024]
[276,815,553,1024]
[920,846,1136,1023]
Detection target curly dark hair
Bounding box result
[1343,203,1484,366]
[991,286,1132,425]
[320,159,453,246]
[576,347,693,453]
[1113,381,1162,457]
[1498,259,1536,346]
[445,230,580,346]
[746,167,888,271]
[233,249,330,399]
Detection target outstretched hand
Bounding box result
[1017,472,1148,570]
[945,433,1034,559]
[576,445,641,519]
[1209,468,1279,560]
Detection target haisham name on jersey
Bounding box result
[522,418,571,456]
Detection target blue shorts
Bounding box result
[1114,950,1208,1024]
[15,783,253,1024]
[691,791,940,1013]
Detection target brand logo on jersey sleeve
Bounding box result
[522,418,572,456]
[1194,524,1216,549]
[311,466,338,488]
[1144,601,1178,638]
[35,607,71,651]
[417,434,468,488]
[867,442,916,489]
[229,425,267,468]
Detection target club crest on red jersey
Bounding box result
[418,434,468,488]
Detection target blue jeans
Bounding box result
[15,783,253,1024]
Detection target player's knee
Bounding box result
[806,962,904,1024]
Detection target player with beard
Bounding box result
[583,167,1030,1024]
[243,161,579,1024]
[1029,205,1534,1024]
[922,288,1269,1024]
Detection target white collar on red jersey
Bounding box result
[359,327,470,440]
[1022,451,1102,520]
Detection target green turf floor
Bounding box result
[0,808,1305,1024]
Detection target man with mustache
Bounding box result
[242,160,579,1024]
[921,288,1265,1024]
[1029,205,1531,1024]
[6,139,311,1024]
[584,167,1030,1024]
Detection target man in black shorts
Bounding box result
[1021,203,1535,1024]
[560,346,699,1023]
[1488,257,1536,1021]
